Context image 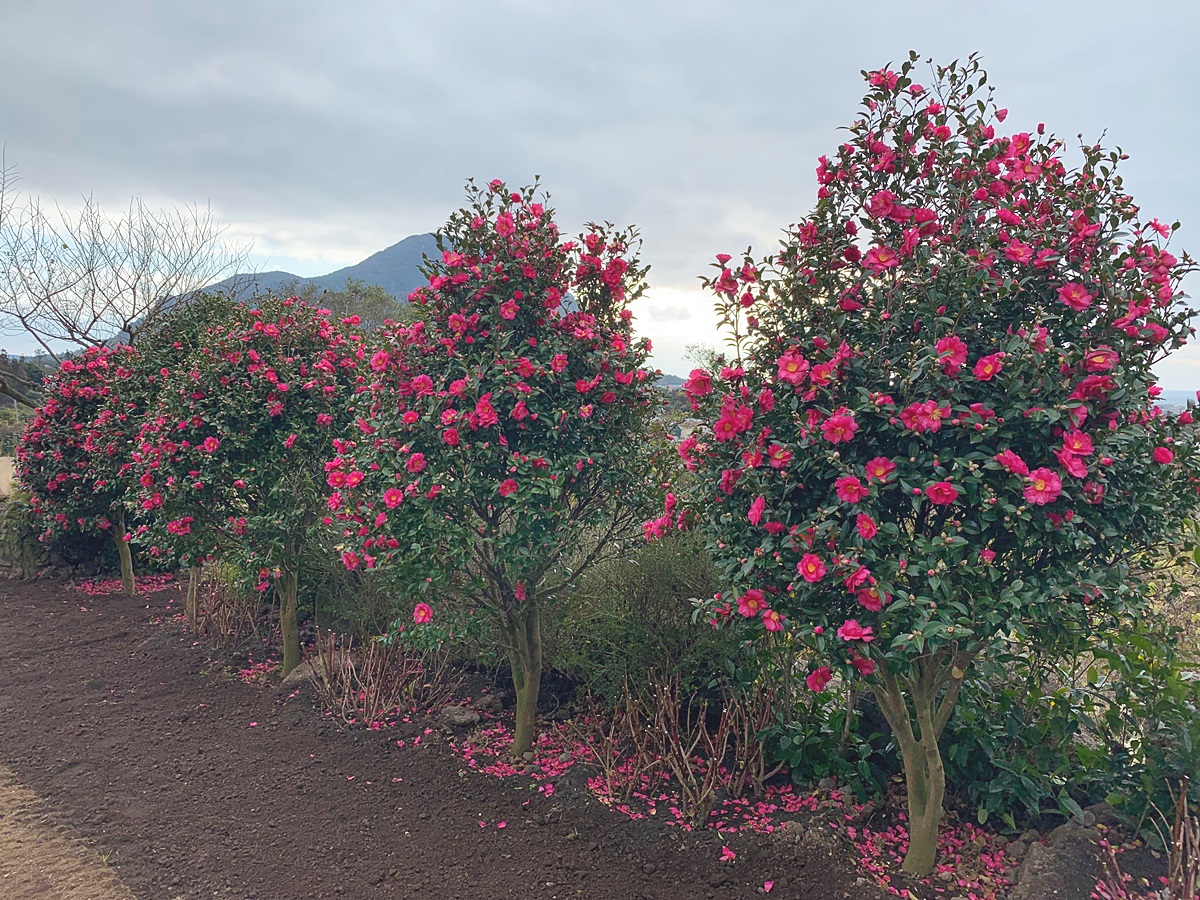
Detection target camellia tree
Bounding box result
[672,54,1200,876]
[17,345,143,593]
[131,296,363,673]
[331,180,659,756]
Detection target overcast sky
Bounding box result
[2,0,1197,386]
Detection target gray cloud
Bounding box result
[3,0,1198,379]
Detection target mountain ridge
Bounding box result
[212,233,439,300]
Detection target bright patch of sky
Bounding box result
[1,0,1196,384]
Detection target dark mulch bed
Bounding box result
[0,577,891,900]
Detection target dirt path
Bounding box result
[0,578,873,900]
[0,762,135,899]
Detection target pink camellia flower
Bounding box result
[1062,431,1094,456]
[925,481,958,505]
[994,449,1029,475]
[201,435,220,453]
[850,654,876,676]
[864,456,897,481]
[857,586,886,611]
[1082,346,1119,372]
[837,618,874,642]
[748,495,766,525]
[822,409,858,443]
[767,444,793,469]
[412,602,433,624]
[856,514,878,540]
[737,589,769,617]
[973,353,1004,381]
[797,553,827,583]
[1055,448,1089,479]
[499,300,519,320]
[442,427,460,446]
[494,212,516,237]
[775,350,810,385]
[406,452,427,474]
[498,478,518,497]
[980,548,996,564]
[762,609,785,632]
[935,335,968,375]
[1057,282,1094,311]
[863,245,900,273]
[1024,467,1063,505]
[682,368,713,399]
[369,350,391,372]
[1153,446,1175,464]
[341,551,360,571]
[383,488,404,508]
[834,475,869,504]
[806,666,833,693]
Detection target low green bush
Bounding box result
[544,531,740,705]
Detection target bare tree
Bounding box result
[0,163,252,381]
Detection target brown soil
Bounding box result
[0,578,889,900]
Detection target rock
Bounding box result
[1009,823,1100,900]
[817,777,836,791]
[439,705,480,728]
[1006,840,1028,860]
[474,694,503,714]
[642,863,656,875]
[281,657,329,689]
[558,751,573,763]
[1084,802,1121,827]
[708,872,727,887]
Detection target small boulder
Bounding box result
[440,705,480,728]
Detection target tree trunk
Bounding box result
[505,602,543,758]
[898,729,946,876]
[871,665,955,878]
[114,510,135,595]
[278,568,300,676]
[185,565,202,629]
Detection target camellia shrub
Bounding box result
[330,180,659,755]
[131,296,363,673]
[17,345,143,593]
[673,54,1200,875]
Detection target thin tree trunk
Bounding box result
[871,667,948,877]
[185,565,202,629]
[278,568,300,676]
[506,602,543,758]
[114,509,135,595]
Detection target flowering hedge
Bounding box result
[17,345,143,592]
[131,296,363,672]
[675,54,1199,875]
[330,180,659,754]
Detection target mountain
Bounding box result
[211,233,439,301]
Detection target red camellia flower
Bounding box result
[412,602,433,624]
[1153,446,1175,464]
[806,666,832,693]
[924,481,959,505]
[498,478,518,497]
